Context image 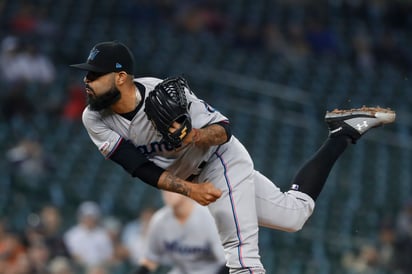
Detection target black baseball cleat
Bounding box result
[325,106,396,143]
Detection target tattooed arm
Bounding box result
[159,122,228,204]
[158,171,222,205]
[191,123,229,147]
[170,122,230,149]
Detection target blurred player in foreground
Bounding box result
[134,191,228,274]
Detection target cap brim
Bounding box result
[70,63,108,73]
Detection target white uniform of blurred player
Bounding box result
[135,191,227,274]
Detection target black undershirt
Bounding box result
[120,82,146,121]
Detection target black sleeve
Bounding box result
[109,139,164,188]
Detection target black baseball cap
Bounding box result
[70,41,135,74]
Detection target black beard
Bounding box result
[87,86,121,111]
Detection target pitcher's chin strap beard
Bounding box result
[88,88,121,111]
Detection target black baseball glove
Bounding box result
[144,76,192,148]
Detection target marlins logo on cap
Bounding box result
[70,41,135,74]
[87,48,99,61]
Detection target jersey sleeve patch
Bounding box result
[100,137,123,159]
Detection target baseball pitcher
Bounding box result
[70,41,396,273]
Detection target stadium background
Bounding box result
[0,0,411,273]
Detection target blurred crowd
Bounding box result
[341,199,412,274]
[1,199,412,274]
[1,0,412,124]
[114,0,412,72]
[0,202,157,274]
[0,0,412,274]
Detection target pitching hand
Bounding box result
[190,182,222,206]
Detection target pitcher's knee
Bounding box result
[273,191,315,232]
[280,217,306,232]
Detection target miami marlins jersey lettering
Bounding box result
[137,141,175,156]
[164,240,212,255]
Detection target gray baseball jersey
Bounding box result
[143,203,226,274]
[83,77,226,180]
[83,77,315,273]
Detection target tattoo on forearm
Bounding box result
[198,125,226,147]
[164,173,191,196]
